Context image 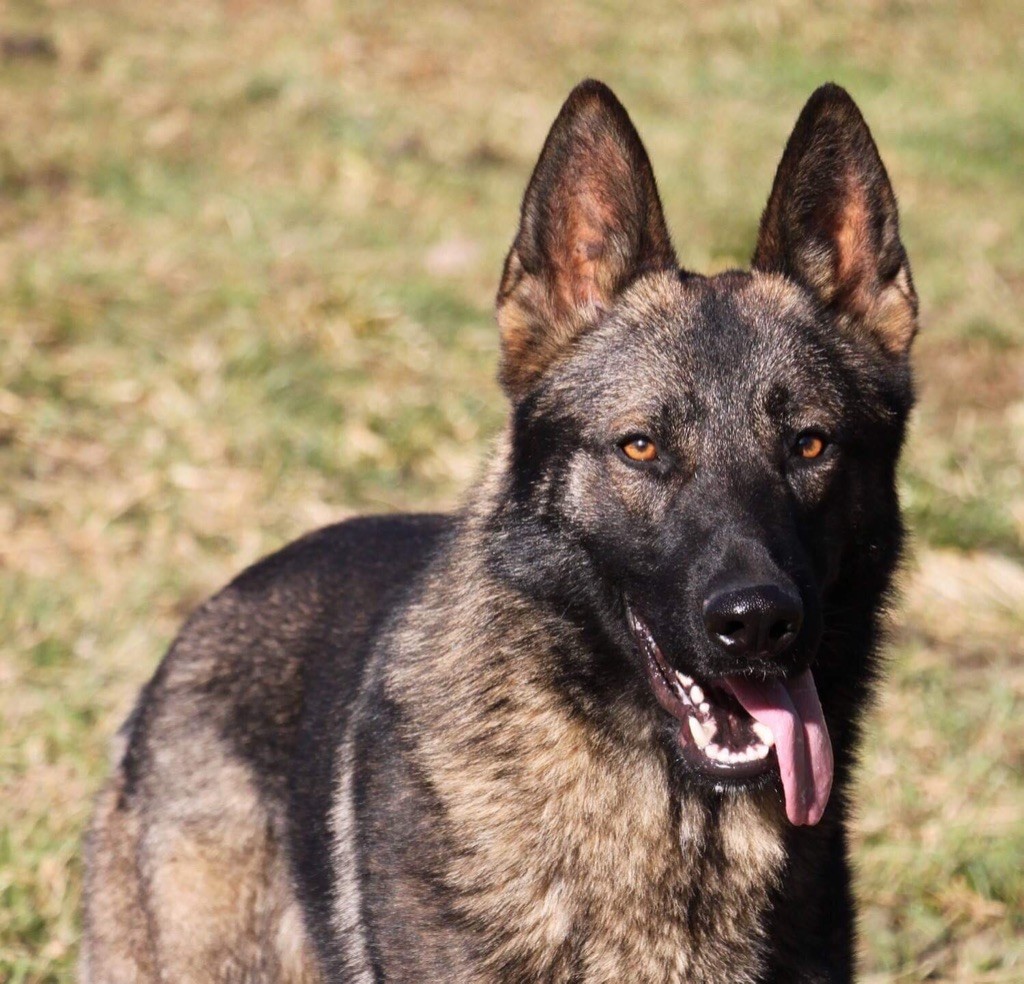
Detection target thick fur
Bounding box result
[83,81,917,983]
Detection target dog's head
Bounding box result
[489,81,917,825]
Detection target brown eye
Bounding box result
[621,436,659,463]
[794,432,827,460]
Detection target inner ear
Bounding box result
[497,80,676,399]
[752,84,918,357]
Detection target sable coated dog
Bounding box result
[83,81,918,983]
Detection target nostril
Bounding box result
[765,612,801,655]
[706,614,756,652]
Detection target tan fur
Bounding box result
[82,777,156,983]
[84,723,321,983]
[497,250,598,400]
[740,271,818,325]
[327,732,375,983]
[869,263,917,355]
[832,180,916,355]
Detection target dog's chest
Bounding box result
[533,807,781,982]
[435,731,786,983]
[388,610,788,982]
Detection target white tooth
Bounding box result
[753,723,775,747]
[676,672,693,688]
[688,717,710,749]
[753,743,769,759]
[690,685,704,704]
[699,702,710,714]
[706,743,720,758]
[716,747,732,763]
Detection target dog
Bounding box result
[82,79,918,983]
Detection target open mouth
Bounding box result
[627,606,833,826]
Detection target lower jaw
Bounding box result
[671,726,778,787]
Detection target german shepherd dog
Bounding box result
[83,80,918,983]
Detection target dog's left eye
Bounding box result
[792,431,829,460]
[620,436,659,463]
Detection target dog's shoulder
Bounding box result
[116,512,453,801]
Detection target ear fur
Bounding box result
[752,84,918,357]
[496,80,676,399]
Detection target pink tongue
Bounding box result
[724,669,833,825]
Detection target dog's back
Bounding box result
[82,515,448,982]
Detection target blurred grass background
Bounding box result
[1,1,1021,981]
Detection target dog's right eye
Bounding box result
[620,436,659,463]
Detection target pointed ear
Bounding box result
[752,84,918,357]
[496,80,677,399]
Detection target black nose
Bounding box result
[703,584,803,657]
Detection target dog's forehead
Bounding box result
[616,269,819,361]
[555,270,841,422]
